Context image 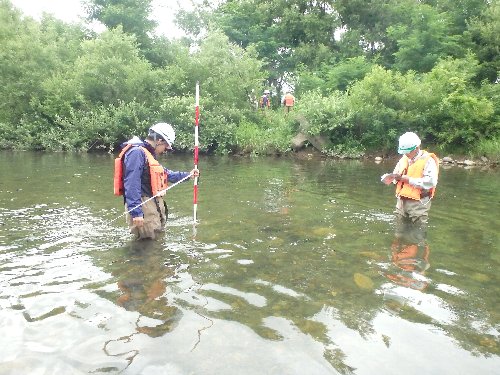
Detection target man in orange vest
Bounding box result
[114,123,199,240]
[282,91,295,114]
[381,131,439,240]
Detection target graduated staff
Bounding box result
[114,123,199,240]
[382,131,439,240]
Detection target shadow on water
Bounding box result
[92,240,182,338]
[0,152,498,374]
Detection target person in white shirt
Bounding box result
[382,132,439,241]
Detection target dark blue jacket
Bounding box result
[121,138,190,217]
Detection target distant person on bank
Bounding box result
[259,90,271,110]
[114,123,199,240]
[282,91,295,114]
[381,131,439,240]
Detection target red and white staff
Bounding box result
[193,82,200,224]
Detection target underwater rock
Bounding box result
[353,273,374,290]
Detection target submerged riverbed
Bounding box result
[0,151,499,374]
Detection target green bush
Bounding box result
[425,56,498,148]
[472,137,500,163]
[294,89,351,136]
[44,101,153,152]
[235,111,294,155]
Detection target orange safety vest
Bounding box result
[395,150,439,200]
[114,144,167,196]
[283,93,295,106]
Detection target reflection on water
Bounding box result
[378,218,459,327]
[383,216,431,291]
[106,241,181,338]
[0,152,499,374]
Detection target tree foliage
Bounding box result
[84,0,156,45]
[0,1,84,128]
[0,0,498,157]
[182,0,341,91]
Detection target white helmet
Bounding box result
[149,122,175,146]
[398,131,421,154]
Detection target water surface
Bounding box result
[0,151,498,374]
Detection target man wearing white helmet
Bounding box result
[381,131,439,240]
[259,90,271,109]
[114,122,199,240]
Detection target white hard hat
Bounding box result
[149,122,175,146]
[264,90,270,94]
[398,132,421,154]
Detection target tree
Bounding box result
[38,26,157,118]
[179,0,341,91]
[0,1,83,126]
[387,3,464,72]
[158,29,268,153]
[334,0,392,55]
[84,0,157,62]
[467,1,500,83]
[423,0,490,32]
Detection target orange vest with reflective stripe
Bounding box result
[395,151,439,200]
[114,144,167,196]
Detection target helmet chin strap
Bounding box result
[146,133,161,150]
[152,133,163,148]
[148,130,170,150]
[155,139,164,149]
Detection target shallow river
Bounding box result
[0,151,498,375]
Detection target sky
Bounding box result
[9,0,188,38]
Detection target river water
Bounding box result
[0,151,498,375]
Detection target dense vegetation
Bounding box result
[0,0,498,159]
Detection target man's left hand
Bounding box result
[190,168,200,179]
